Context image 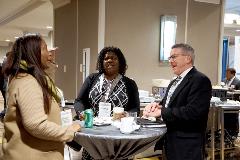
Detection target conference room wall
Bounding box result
[54,0,222,98]
[105,0,221,91]
[54,0,98,99]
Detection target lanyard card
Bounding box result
[60,109,73,127]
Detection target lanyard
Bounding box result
[99,74,122,102]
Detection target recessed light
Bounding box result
[46,26,53,29]
[14,36,19,39]
[5,39,10,42]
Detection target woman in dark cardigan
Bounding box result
[74,46,140,159]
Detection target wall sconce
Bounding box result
[159,15,177,63]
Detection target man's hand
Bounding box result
[142,102,162,118]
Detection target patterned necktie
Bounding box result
[172,76,182,86]
[165,76,182,108]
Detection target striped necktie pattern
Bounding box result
[165,76,182,108]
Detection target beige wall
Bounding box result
[54,0,222,98]
[55,0,78,99]
[187,0,221,85]
[105,0,186,91]
[77,0,99,90]
[105,0,221,91]
[54,0,98,99]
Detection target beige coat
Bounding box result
[1,74,74,160]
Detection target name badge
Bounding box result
[98,102,111,117]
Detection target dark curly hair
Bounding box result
[96,46,127,75]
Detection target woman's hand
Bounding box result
[69,123,81,132]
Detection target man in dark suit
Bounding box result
[225,68,240,90]
[143,43,212,160]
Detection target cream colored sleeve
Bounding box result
[15,76,74,142]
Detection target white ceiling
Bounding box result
[224,0,240,36]
[225,0,240,14]
[0,0,239,47]
[0,0,53,46]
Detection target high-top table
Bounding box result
[74,124,166,160]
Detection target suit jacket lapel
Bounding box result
[232,78,236,86]
[167,67,195,107]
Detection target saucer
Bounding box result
[120,130,133,134]
[93,117,112,126]
[112,120,121,128]
[120,124,140,134]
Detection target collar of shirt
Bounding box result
[227,76,235,86]
[174,67,193,84]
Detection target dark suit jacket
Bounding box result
[160,67,212,160]
[230,77,240,90]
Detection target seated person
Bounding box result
[74,46,140,160]
[225,68,240,90]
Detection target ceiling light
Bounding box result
[5,39,10,42]
[46,26,53,29]
[14,36,19,39]
[236,30,240,32]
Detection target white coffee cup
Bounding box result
[113,107,124,113]
[120,117,135,134]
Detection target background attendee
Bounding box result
[225,67,240,90]
[143,43,212,160]
[74,46,140,159]
[0,52,10,120]
[1,34,81,160]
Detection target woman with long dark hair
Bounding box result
[1,34,80,160]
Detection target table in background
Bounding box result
[227,90,240,101]
[74,124,166,160]
[208,103,240,160]
[218,104,240,160]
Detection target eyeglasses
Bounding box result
[168,54,186,61]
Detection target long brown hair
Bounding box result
[4,34,52,113]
